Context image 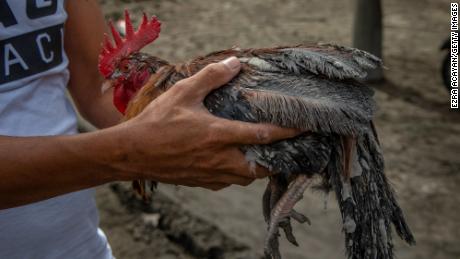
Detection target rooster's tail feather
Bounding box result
[324,128,414,259]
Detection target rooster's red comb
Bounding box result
[98,10,161,77]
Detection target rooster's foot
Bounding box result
[263,174,313,258]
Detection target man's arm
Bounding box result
[0,133,116,209]
[65,0,121,128]
[0,57,300,210]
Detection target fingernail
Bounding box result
[221,56,240,71]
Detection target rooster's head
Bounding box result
[98,10,166,114]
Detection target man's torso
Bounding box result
[0,1,112,258]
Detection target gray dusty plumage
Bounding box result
[125,44,415,259]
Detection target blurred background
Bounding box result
[92,0,460,258]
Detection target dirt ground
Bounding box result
[96,0,460,258]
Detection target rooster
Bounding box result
[98,11,415,259]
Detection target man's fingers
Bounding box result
[188,182,230,191]
[204,184,231,191]
[220,147,273,179]
[174,57,241,100]
[213,174,254,186]
[216,119,304,145]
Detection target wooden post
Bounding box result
[353,0,383,82]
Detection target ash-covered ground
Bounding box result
[96,0,460,258]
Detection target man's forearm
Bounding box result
[72,87,123,129]
[0,130,122,209]
[0,59,301,210]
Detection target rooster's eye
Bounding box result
[119,60,131,73]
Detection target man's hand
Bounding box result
[109,57,300,190]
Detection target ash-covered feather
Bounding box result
[244,74,375,135]
[243,133,331,176]
[248,44,382,80]
[204,71,375,136]
[323,132,415,259]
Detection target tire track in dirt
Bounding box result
[105,183,262,259]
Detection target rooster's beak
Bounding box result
[101,70,124,94]
[101,80,113,94]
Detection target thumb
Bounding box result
[180,57,241,100]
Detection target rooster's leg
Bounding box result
[265,231,282,259]
[279,208,311,247]
[132,180,151,202]
[132,180,144,197]
[264,174,313,258]
[269,176,286,209]
[262,176,286,258]
[290,209,311,225]
[263,176,287,222]
[262,180,272,223]
[149,181,158,192]
[279,218,298,246]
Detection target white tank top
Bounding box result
[0,1,112,258]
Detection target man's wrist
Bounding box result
[86,123,139,182]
